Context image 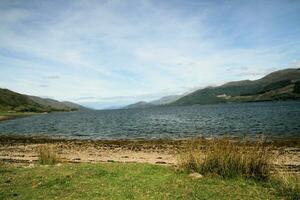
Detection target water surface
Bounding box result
[0,101,299,140]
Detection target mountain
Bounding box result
[123,95,181,109]
[61,101,90,111]
[0,88,87,112]
[172,68,300,106]
[0,88,49,112]
[27,96,88,111]
[123,101,153,109]
[150,95,181,105]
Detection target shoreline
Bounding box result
[1,134,300,146]
[0,112,41,122]
[0,135,299,173]
[0,116,16,121]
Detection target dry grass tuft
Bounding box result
[37,145,61,165]
[273,174,300,200]
[178,138,273,180]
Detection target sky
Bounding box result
[0,0,300,109]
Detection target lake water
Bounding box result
[0,101,300,140]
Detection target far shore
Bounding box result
[0,112,43,122]
[0,115,15,121]
[0,135,299,173]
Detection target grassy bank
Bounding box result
[177,138,300,199]
[0,138,299,199]
[0,162,292,200]
[0,112,40,121]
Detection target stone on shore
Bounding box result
[189,172,203,179]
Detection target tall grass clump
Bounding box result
[37,145,61,165]
[271,174,300,200]
[179,138,273,180]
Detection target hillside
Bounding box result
[61,101,90,111]
[124,95,181,109]
[123,101,153,109]
[0,89,50,112]
[172,68,300,106]
[0,88,85,113]
[27,96,86,111]
[150,95,181,105]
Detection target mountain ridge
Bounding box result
[0,88,88,113]
[172,68,300,106]
[124,68,300,108]
[123,95,181,109]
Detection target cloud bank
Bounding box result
[0,0,300,109]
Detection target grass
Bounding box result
[269,174,300,200]
[0,162,290,200]
[178,138,273,180]
[37,145,61,165]
[0,112,40,122]
[177,138,300,199]
[0,112,39,116]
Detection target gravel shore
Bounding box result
[0,136,299,173]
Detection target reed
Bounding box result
[272,174,300,200]
[178,138,273,180]
[37,145,61,165]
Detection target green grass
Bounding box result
[0,112,39,121]
[0,112,39,116]
[0,163,289,200]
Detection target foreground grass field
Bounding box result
[0,163,295,200]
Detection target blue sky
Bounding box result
[0,0,300,109]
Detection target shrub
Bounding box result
[178,138,273,180]
[37,145,61,165]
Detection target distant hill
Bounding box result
[0,88,87,113]
[150,95,181,105]
[123,101,153,109]
[61,101,90,111]
[0,89,49,112]
[172,68,300,106]
[27,96,88,111]
[123,95,181,109]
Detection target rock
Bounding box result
[155,161,167,164]
[5,180,11,183]
[28,163,35,168]
[189,172,203,179]
[72,157,81,161]
[56,163,62,167]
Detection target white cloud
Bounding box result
[0,0,299,108]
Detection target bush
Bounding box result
[178,138,273,180]
[37,145,61,165]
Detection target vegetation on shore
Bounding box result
[0,137,298,199]
[37,145,61,165]
[178,138,272,180]
[0,112,41,121]
[1,162,297,200]
[178,138,300,199]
